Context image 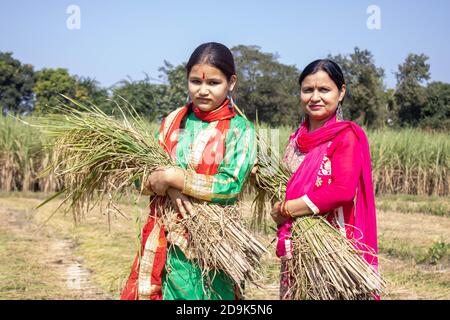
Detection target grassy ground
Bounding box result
[0,192,448,300]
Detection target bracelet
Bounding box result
[285,201,294,217]
[280,201,292,218]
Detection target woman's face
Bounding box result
[300,70,346,123]
[188,64,236,112]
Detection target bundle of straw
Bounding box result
[30,96,267,287]
[288,217,384,299]
[163,200,267,285]
[248,120,385,300]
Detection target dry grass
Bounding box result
[377,208,450,264]
[376,195,450,217]
[0,194,142,299]
[0,197,114,299]
[0,116,60,193]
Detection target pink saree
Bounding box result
[277,115,379,299]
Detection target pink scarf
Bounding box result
[277,115,378,271]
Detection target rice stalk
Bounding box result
[23,95,267,287]
[162,200,267,285]
[287,217,384,299]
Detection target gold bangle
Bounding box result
[280,201,291,218]
[285,201,294,217]
[278,201,285,217]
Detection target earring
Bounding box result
[227,91,234,109]
[336,102,344,120]
[186,93,192,105]
[301,113,308,125]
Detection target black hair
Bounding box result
[298,59,346,91]
[186,42,236,80]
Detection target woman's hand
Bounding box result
[145,167,171,196]
[145,166,185,196]
[140,180,155,196]
[167,188,193,218]
[270,201,290,226]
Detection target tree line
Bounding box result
[1,45,449,129]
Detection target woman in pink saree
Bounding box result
[270,59,379,300]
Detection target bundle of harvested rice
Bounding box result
[163,200,267,285]
[239,110,385,300]
[288,217,384,299]
[28,96,267,287]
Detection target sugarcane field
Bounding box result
[1,1,450,302]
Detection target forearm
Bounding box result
[142,166,185,196]
[285,197,314,218]
[166,166,186,191]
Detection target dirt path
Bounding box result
[0,204,111,299]
[1,194,448,300]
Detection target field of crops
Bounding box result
[1,116,448,196]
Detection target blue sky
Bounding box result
[1,0,449,89]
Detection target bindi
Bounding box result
[202,73,205,80]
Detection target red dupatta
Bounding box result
[120,99,235,300]
[161,99,236,174]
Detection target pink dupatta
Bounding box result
[276,115,379,272]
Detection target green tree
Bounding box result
[33,68,79,114]
[384,88,398,127]
[231,45,300,126]
[111,74,167,121]
[157,61,187,118]
[394,53,430,126]
[421,81,450,129]
[34,69,110,114]
[110,62,186,121]
[75,76,109,110]
[329,48,386,127]
[0,52,35,115]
